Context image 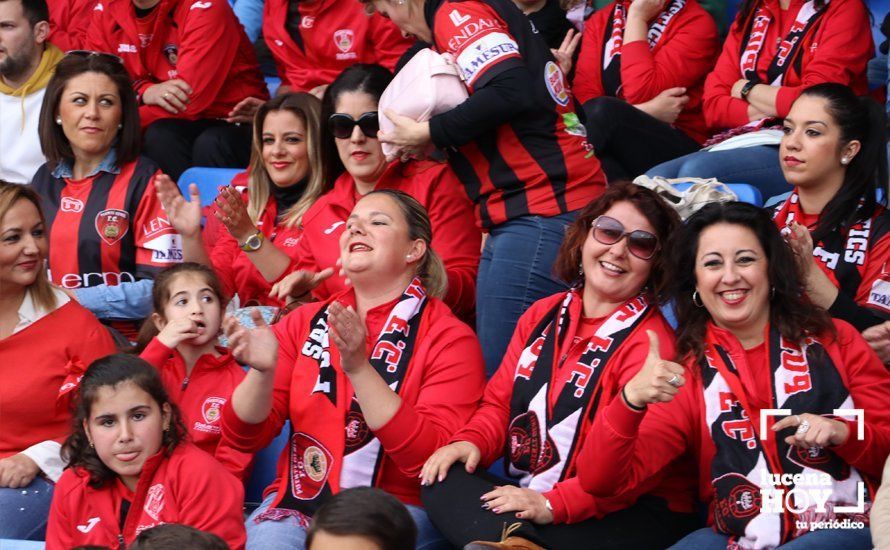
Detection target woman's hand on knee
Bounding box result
[481,486,553,525]
[0,454,40,488]
[420,441,481,486]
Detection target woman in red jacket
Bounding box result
[221,190,486,549]
[46,354,246,549]
[157,93,328,309]
[418,183,697,549]
[577,202,890,549]
[646,0,873,201]
[572,0,719,180]
[0,182,116,541]
[84,0,269,180]
[272,64,481,323]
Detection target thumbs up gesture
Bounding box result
[623,330,687,408]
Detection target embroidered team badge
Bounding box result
[163,44,179,66]
[143,484,165,521]
[344,409,372,452]
[290,433,333,499]
[544,62,569,107]
[95,209,129,245]
[507,411,557,474]
[201,396,226,424]
[333,29,354,53]
[713,473,762,535]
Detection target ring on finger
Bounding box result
[796,419,810,435]
[667,373,681,388]
[164,92,170,98]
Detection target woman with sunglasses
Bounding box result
[272,64,481,323]
[576,202,890,549]
[83,0,268,180]
[155,93,328,309]
[30,52,181,340]
[418,183,700,550]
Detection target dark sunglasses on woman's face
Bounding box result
[65,49,125,65]
[328,112,379,139]
[591,215,660,260]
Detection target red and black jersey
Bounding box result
[31,157,182,292]
[428,0,605,228]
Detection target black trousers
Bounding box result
[422,465,699,549]
[143,118,253,180]
[582,96,701,182]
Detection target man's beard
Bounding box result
[0,43,38,83]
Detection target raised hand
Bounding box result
[268,268,334,304]
[223,309,279,372]
[550,29,581,75]
[156,317,202,349]
[771,413,850,449]
[628,0,668,21]
[328,301,367,373]
[420,441,482,486]
[214,186,256,243]
[155,174,202,238]
[623,330,686,407]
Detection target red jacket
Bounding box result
[263,0,411,91]
[703,0,872,130]
[48,0,97,50]
[84,0,268,128]
[139,338,252,479]
[0,300,116,459]
[46,442,246,549]
[573,0,718,143]
[293,160,481,321]
[452,293,696,524]
[577,320,890,524]
[221,289,486,507]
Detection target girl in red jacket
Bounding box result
[136,262,252,479]
[46,354,246,549]
[270,64,481,324]
[576,202,890,549]
[418,183,698,549]
[572,0,719,180]
[221,190,486,549]
[156,93,328,309]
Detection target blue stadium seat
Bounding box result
[177,167,244,208]
[244,421,290,509]
[671,182,764,207]
[0,540,45,549]
[265,76,282,97]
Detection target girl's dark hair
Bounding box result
[38,54,141,169]
[320,64,393,186]
[554,182,681,302]
[134,262,226,352]
[734,0,826,31]
[671,202,834,361]
[306,487,417,550]
[795,83,889,243]
[62,354,187,489]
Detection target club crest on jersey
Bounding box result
[334,29,355,53]
[143,484,165,521]
[544,62,569,106]
[163,44,178,66]
[95,209,129,245]
[201,396,226,424]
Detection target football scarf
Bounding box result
[601,0,686,97]
[506,291,651,491]
[702,325,868,549]
[260,278,428,523]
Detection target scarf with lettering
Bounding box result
[601,0,686,97]
[702,324,868,549]
[259,278,428,524]
[506,291,651,491]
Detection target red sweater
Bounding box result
[263,0,411,91]
[139,338,252,479]
[47,0,97,50]
[293,160,481,321]
[0,300,116,459]
[573,0,718,143]
[221,289,486,506]
[46,442,246,549]
[452,293,696,524]
[84,0,268,128]
[577,320,890,525]
[703,0,872,130]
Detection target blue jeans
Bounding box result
[670,526,873,550]
[476,212,577,376]
[245,492,449,550]
[646,145,791,203]
[0,476,54,540]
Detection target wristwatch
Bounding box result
[239,231,264,252]
[739,80,757,102]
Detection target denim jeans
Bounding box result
[670,526,873,550]
[476,212,577,376]
[646,145,792,203]
[0,476,54,540]
[245,492,450,550]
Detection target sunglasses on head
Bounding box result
[591,215,659,260]
[328,112,379,139]
[65,50,125,65]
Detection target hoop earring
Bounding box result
[692,290,704,308]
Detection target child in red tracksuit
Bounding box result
[46,354,246,549]
[137,263,252,479]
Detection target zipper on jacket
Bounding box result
[181,376,189,390]
[118,533,125,550]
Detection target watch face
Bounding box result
[245,234,262,250]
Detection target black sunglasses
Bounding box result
[328,112,379,139]
[591,215,660,260]
[65,50,125,65]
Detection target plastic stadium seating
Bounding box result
[244,421,291,509]
[176,167,244,208]
[671,182,764,207]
